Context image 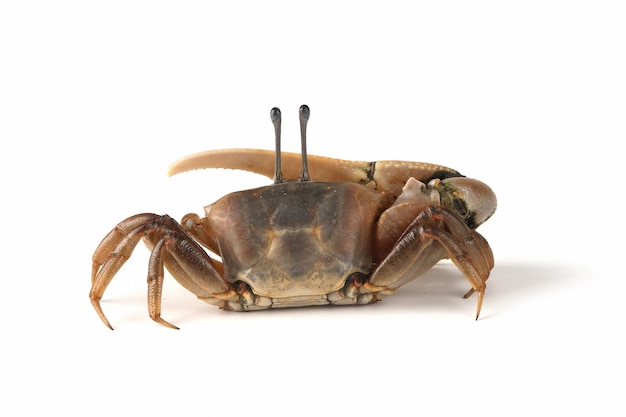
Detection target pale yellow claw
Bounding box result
[167,148,373,184]
[167,148,461,199]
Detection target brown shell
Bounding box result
[205,180,383,297]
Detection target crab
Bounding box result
[90,105,496,329]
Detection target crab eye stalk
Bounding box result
[271,107,283,184]
[299,104,311,181]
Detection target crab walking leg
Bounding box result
[91,214,158,285]
[460,232,494,300]
[91,214,162,328]
[422,206,493,319]
[418,226,490,320]
[146,238,177,329]
[90,214,233,329]
[143,233,229,329]
[369,206,493,319]
[141,228,237,326]
[437,208,494,278]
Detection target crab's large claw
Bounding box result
[167,149,374,182]
[168,149,462,197]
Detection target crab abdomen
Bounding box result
[205,181,383,300]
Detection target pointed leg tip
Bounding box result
[100,314,114,330]
[91,298,114,330]
[153,316,180,330]
[474,289,485,321]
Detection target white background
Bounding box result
[1,1,624,415]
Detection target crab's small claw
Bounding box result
[437,177,497,228]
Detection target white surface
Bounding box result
[1,1,624,415]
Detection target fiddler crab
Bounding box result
[90,105,496,329]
